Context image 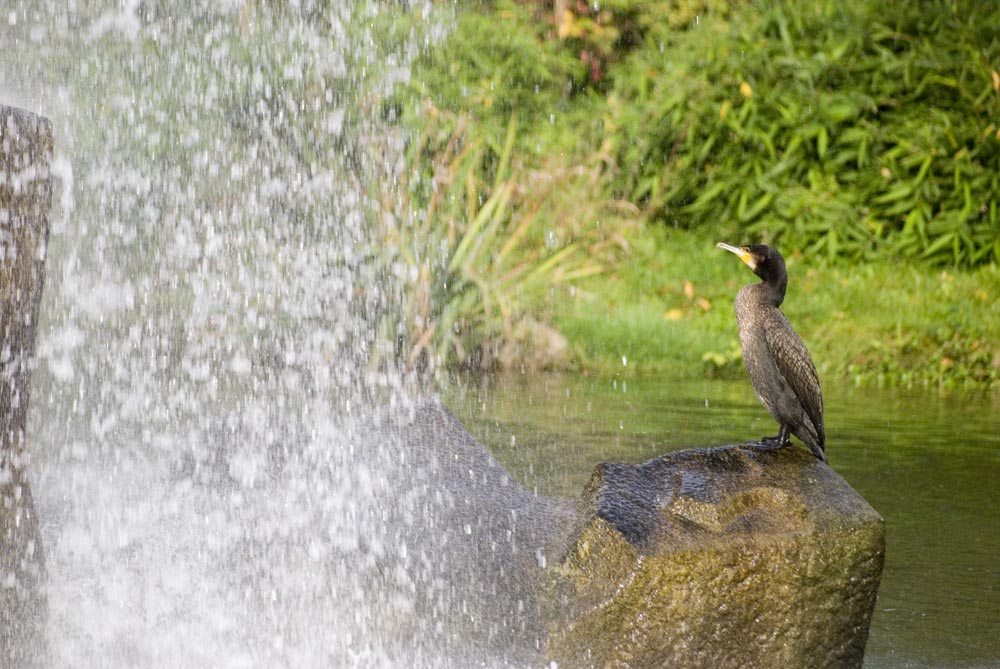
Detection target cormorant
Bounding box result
[716,243,826,462]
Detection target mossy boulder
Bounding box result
[544,445,885,669]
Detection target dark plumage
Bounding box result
[717,242,826,462]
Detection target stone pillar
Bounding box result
[1,104,52,665]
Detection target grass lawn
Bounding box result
[555,227,1000,388]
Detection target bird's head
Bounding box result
[716,242,786,285]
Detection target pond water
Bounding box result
[446,372,1000,669]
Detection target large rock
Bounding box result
[544,445,885,669]
[363,400,576,664]
[368,403,883,667]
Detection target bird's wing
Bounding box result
[764,314,825,445]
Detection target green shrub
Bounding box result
[608,0,1000,266]
[401,0,592,160]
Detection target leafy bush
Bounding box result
[607,0,1000,266]
[401,0,592,159]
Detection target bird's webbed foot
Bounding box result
[744,425,791,451]
[744,438,785,451]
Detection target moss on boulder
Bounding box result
[544,445,884,669]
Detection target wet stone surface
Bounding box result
[546,444,885,669]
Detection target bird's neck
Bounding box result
[746,276,786,308]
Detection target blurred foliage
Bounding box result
[399,0,593,159]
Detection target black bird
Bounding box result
[716,243,826,462]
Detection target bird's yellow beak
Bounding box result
[717,242,756,270]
